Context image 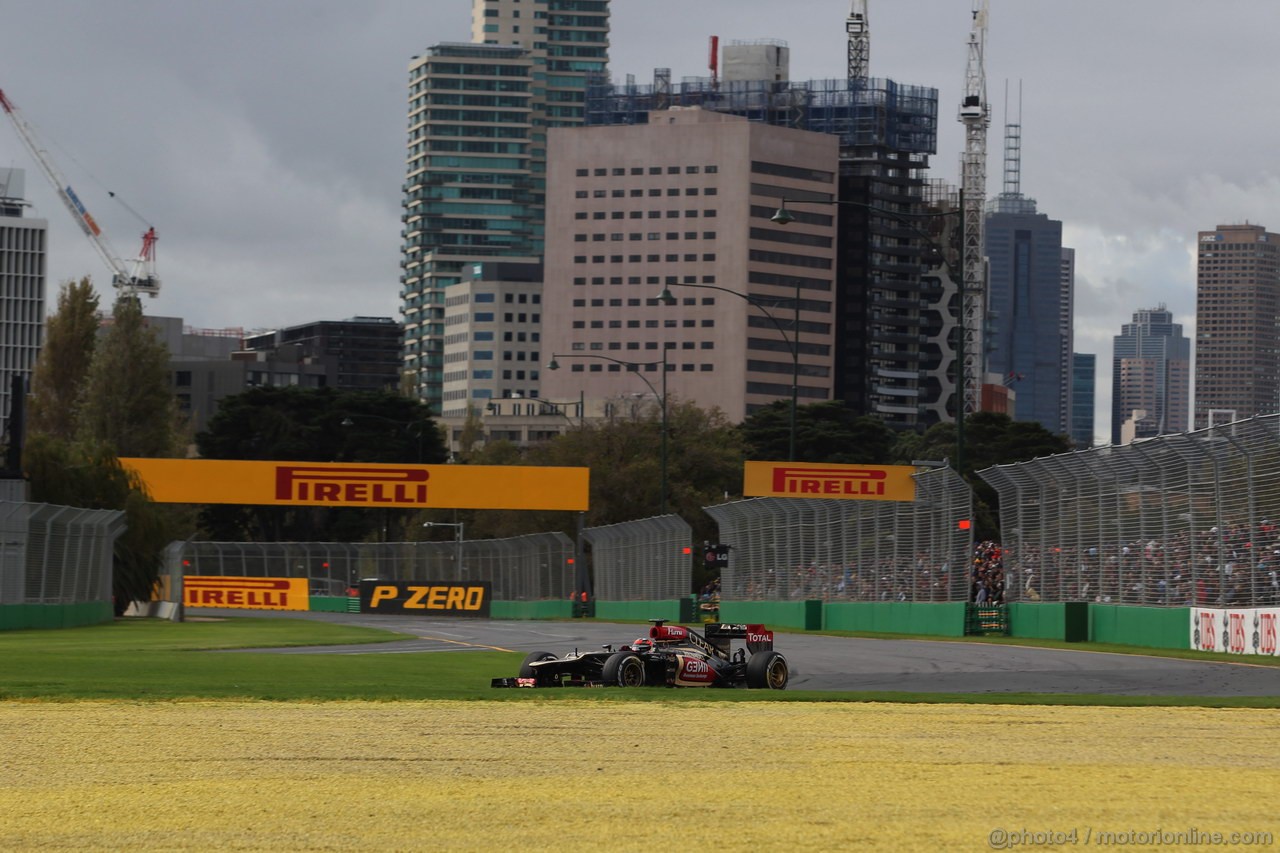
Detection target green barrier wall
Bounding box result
[823,602,968,637]
[490,600,576,620]
[719,600,823,630]
[0,601,114,631]
[308,596,356,613]
[1090,604,1190,649]
[1007,603,1090,641]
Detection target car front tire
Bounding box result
[601,652,646,687]
[518,650,557,681]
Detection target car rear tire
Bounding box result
[602,652,646,687]
[745,650,788,689]
[519,651,557,680]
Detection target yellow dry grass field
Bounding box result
[2,700,1278,851]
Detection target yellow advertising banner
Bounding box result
[743,461,917,502]
[183,576,310,611]
[120,459,590,511]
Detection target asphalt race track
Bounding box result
[194,608,1280,697]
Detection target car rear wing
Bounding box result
[703,623,774,655]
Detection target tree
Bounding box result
[22,283,186,614]
[77,296,183,458]
[26,277,99,441]
[195,386,446,541]
[910,412,1073,539]
[741,400,898,463]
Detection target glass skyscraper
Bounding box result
[401,1,609,412]
[1111,304,1189,445]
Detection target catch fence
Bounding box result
[0,501,125,604]
[980,414,1280,607]
[582,514,691,600]
[704,467,973,602]
[174,533,575,601]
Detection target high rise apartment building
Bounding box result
[539,108,839,422]
[0,168,46,439]
[400,0,608,413]
[1111,305,1190,444]
[1194,223,1280,429]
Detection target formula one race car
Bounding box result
[491,620,789,689]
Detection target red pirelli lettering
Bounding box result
[275,466,429,505]
[770,466,887,496]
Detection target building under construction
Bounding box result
[585,61,952,429]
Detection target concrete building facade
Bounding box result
[539,108,839,422]
[1194,223,1280,429]
[439,262,544,417]
[1111,304,1190,445]
[585,70,941,430]
[0,168,45,440]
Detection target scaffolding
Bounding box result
[586,75,937,155]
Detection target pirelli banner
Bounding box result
[743,461,917,502]
[120,459,589,511]
[184,576,310,611]
[361,580,491,617]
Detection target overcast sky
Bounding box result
[3,0,1278,443]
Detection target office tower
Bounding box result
[1110,305,1190,444]
[585,61,940,429]
[0,168,46,440]
[540,108,839,422]
[1070,352,1095,448]
[983,118,1072,435]
[1194,223,1280,429]
[401,1,609,413]
[1058,248,1075,431]
[243,317,403,392]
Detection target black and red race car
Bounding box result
[491,620,789,689]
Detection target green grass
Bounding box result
[2,617,1278,707]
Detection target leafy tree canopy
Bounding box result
[77,295,184,458]
[741,400,898,463]
[27,277,99,442]
[194,386,446,541]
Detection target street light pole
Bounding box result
[422,521,464,577]
[659,281,799,461]
[548,351,669,515]
[771,197,965,471]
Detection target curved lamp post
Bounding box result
[547,350,669,515]
[657,281,800,461]
[421,520,464,577]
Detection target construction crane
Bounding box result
[847,1,870,84]
[0,87,159,299]
[957,1,990,417]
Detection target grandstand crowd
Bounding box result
[718,521,1280,607]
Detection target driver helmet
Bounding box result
[630,638,653,651]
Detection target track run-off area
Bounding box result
[5,610,1279,849]
[197,608,1280,697]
